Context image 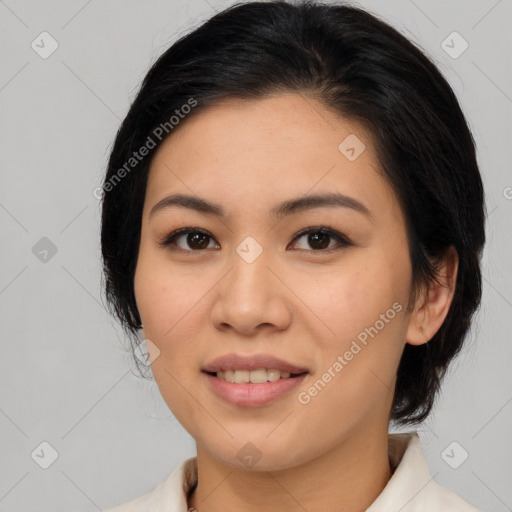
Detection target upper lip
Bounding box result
[202,353,309,374]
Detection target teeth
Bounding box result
[223,370,235,383]
[249,369,266,383]
[267,369,283,381]
[235,370,249,383]
[215,369,295,383]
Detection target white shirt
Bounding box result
[104,433,479,511]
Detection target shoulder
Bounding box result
[427,481,480,511]
[101,476,173,512]
[367,433,479,512]
[102,456,197,512]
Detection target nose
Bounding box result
[210,247,292,336]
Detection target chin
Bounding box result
[201,437,311,473]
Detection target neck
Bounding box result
[188,427,392,512]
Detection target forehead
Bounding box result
[145,92,401,224]
[151,92,372,165]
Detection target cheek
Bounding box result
[297,301,407,431]
[296,254,409,396]
[134,253,208,371]
[135,263,205,424]
[134,276,197,356]
[298,259,402,346]
[134,243,185,335]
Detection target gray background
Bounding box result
[0,0,511,510]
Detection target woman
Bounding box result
[99,1,485,510]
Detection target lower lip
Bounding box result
[203,372,308,407]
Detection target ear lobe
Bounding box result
[405,245,459,346]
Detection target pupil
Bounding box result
[189,233,209,249]
[310,232,329,250]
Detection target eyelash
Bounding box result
[157,226,352,255]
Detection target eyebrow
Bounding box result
[149,192,373,222]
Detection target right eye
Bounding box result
[158,228,220,252]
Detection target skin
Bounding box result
[134,92,458,512]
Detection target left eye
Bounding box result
[158,226,351,253]
[290,226,351,252]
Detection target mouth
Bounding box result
[201,353,310,406]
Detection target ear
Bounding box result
[405,245,459,346]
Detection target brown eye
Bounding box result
[159,228,219,251]
[289,227,351,253]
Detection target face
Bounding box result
[134,92,415,471]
